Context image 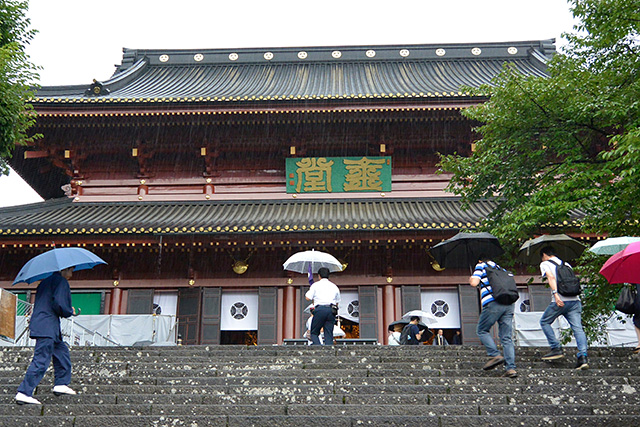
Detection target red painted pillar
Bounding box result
[283,285,295,339]
[383,284,395,345]
[109,287,122,314]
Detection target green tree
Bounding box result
[439,0,640,340]
[0,0,39,175]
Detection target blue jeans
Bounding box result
[539,300,588,358]
[476,301,516,370]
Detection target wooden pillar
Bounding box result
[283,285,295,339]
[382,284,395,345]
[109,287,122,314]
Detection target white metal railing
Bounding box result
[3,289,178,347]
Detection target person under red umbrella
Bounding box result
[599,241,640,354]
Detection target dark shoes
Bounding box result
[503,369,518,378]
[483,355,505,370]
[541,348,564,361]
[575,356,589,370]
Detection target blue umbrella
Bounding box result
[13,247,107,285]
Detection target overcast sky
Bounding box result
[0,0,577,207]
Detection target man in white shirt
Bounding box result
[539,246,588,370]
[305,267,341,346]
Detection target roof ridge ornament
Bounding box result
[84,79,110,97]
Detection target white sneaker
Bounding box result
[52,385,77,396]
[15,392,41,405]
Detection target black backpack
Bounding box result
[548,259,581,296]
[399,323,414,345]
[485,264,519,305]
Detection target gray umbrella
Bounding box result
[430,232,504,269]
[517,234,586,265]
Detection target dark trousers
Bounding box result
[17,335,72,396]
[310,305,335,346]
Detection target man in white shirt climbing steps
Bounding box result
[305,267,341,346]
[539,246,589,370]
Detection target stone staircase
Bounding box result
[1,345,639,426]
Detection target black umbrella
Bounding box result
[517,234,586,265]
[388,319,428,331]
[388,319,432,342]
[430,232,504,269]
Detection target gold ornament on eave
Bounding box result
[229,250,254,275]
[427,249,445,271]
[233,260,249,275]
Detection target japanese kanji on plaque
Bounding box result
[286,156,392,193]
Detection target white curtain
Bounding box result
[338,291,359,323]
[515,290,531,313]
[153,292,178,316]
[421,290,461,328]
[220,292,258,331]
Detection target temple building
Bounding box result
[1,39,572,345]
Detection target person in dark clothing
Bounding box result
[403,316,424,345]
[16,268,77,405]
[633,283,640,354]
[451,330,462,345]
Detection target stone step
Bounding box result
[7,391,638,407]
[5,414,638,427]
[3,373,636,387]
[3,345,635,357]
[7,382,638,397]
[3,367,639,382]
[3,402,639,418]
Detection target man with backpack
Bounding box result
[539,246,589,370]
[400,316,424,345]
[469,255,518,378]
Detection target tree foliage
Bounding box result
[0,0,39,175]
[439,0,640,340]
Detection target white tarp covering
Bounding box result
[605,312,638,347]
[421,290,461,329]
[338,291,359,323]
[514,312,576,347]
[513,311,637,347]
[220,292,258,331]
[1,315,176,347]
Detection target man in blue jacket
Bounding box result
[15,267,77,405]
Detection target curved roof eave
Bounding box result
[30,40,554,107]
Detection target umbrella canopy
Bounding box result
[283,249,343,274]
[388,319,428,331]
[430,232,504,269]
[589,237,640,256]
[517,234,586,265]
[401,309,438,325]
[13,247,107,285]
[599,241,640,284]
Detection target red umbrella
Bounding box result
[599,241,640,284]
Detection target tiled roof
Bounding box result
[33,40,554,105]
[0,197,499,237]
